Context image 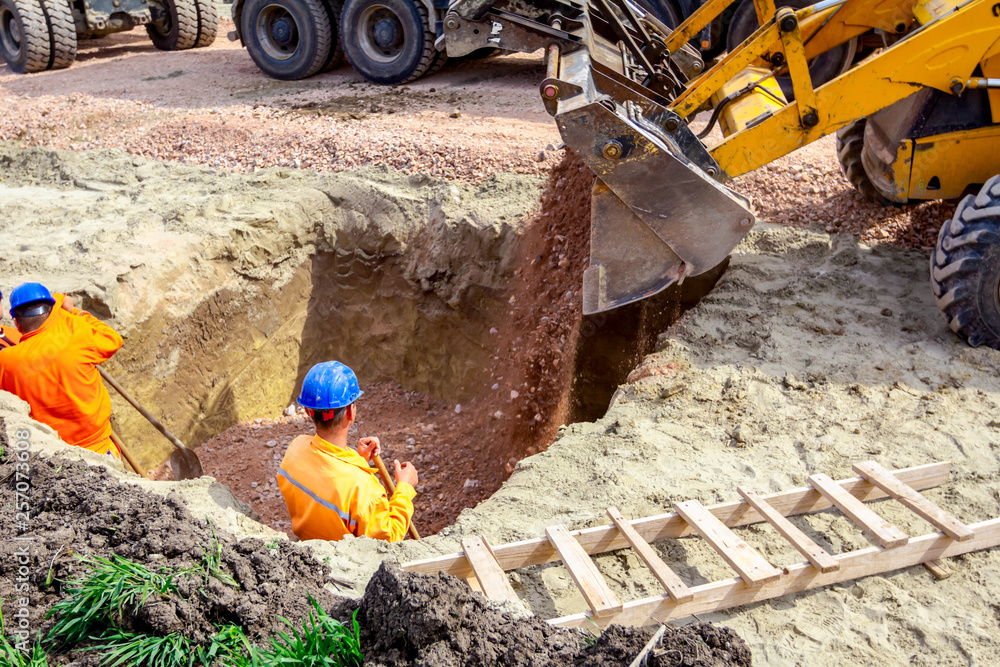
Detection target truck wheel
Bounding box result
[727,0,854,100]
[148,0,200,50]
[835,119,893,206]
[931,176,1000,349]
[0,0,75,73]
[241,0,332,79]
[341,0,436,84]
[193,0,219,47]
[318,0,344,72]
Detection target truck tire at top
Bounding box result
[149,0,216,51]
[0,0,76,73]
[341,0,438,85]
[318,0,345,72]
[241,0,333,79]
[193,0,219,47]
[931,176,1000,349]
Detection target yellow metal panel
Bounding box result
[710,66,787,136]
[753,0,777,24]
[914,0,962,25]
[711,0,1000,178]
[803,0,918,57]
[908,124,1000,199]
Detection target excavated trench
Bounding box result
[114,154,722,536]
[0,144,711,537]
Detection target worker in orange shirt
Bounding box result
[0,290,21,349]
[278,361,418,542]
[0,283,124,458]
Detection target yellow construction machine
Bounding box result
[440,0,1000,349]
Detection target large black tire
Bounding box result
[148,0,200,50]
[727,0,855,101]
[0,0,75,73]
[340,0,437,85]
[318,0,344,72]
[835,119,893,206]
[241,0,332,79]
[192,0,219,48]
[931,176,1000,349]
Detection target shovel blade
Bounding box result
[170,447,204,480]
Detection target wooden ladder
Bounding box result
[403,461,1000,628]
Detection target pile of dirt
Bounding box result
[358,564,751,667]
[0,434,750,666]
[0,446,345,645]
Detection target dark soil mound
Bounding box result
[0,443,346,647]
[357,563,751,667]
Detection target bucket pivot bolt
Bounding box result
[778,11,797,32]
[602,141,624,160]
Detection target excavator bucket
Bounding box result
[543,8,755,315]
[443,0,757,314]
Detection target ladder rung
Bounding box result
[674,499,782,587]
[808,474,909,549]
[736,487,840,573]
[546,524,623,618]
[461,537,521,605]
[607,507,694,603]
[853,461,974,542]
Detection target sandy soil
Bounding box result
[0,24,559,182]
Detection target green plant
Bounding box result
[263,599,362,667]
[197,523,238,589]
[87,629,195,667]
[196,625,259,667]
[45,555,180,645]
[0,609,49,667]
[579,617,602,648]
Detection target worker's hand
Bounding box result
[394,460,418,488]
[61,295,74,311]
[357,437,380,462]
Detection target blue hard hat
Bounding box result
[297,361,363,411]
[9,282,55,318]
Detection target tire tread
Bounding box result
[835,119,894,206]
[5,0,51,73]
[930,179,1000,348]
[39,0,75,69]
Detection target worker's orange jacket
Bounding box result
[0,325,20,349]
[0,294,123,456]
[278,434,416,542]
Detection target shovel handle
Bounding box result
[373,454,421,540]
[98,367,189,454]
[110,430,149,478]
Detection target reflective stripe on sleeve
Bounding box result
[278,468,358,532]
